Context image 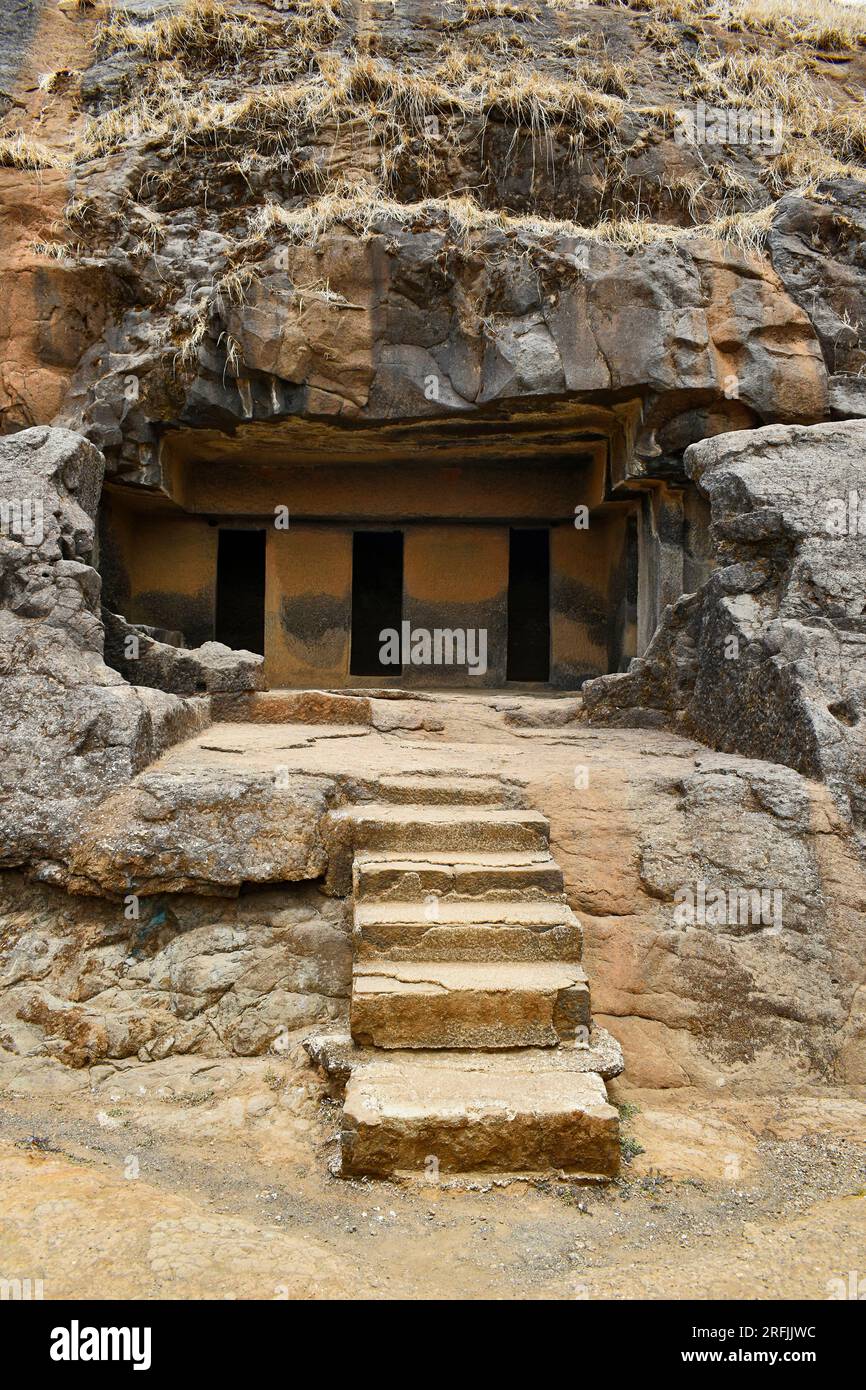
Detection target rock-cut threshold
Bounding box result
[307,774,623,1179]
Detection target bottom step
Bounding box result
[340,1060,620,1177]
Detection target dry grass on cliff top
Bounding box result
[83,0,865,166]
[456,0,540,21]
[76,30,865,202]
[69,0,866,266]
[83,0,863,157]
[93,0,866,65]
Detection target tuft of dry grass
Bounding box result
[571,200,775,258]
[246,182,782,263]
[219,329,244,377]
[733,0,866,52]
[455,0,539,22]
[590,0,866,51]
[686,48,810,115]
[763,143,865,196]
[590,0,701,21]
[96,0,277,68]
[174,307,209,373]
[96,0,342,81]
[27,239,76,261]
[467,64,623,148]
[714,160,753,206]
[681,40,866,191]
[0,132,70,170]
[78,78,311,158]
[690,200,776,255]
[248,185,524,246]
[213,263,260,310]
[37,68,80,94]
[816,104,866,163]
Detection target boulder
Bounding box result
[0,427,210,878]
[66,766,332,896]
[584,419,866,830]
[104,609,264,696]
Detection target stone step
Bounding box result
[325,805,549,893]
[370,774,519,807]
[354,898,582,962]
[212,689,372,725]
[332,803,549,852]
[306,1026,625,1088]
[353,850,565,901]
[340,1060,620,1177]
[350,960,589,1049]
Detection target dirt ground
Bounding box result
[1,1047,865,1301]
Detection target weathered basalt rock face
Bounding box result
[629,758,846,1074]
[0,427,210,877]
[2,2,866,474]
[584,419,866,829]
[60,208,832,483]
[224,225,827,427]
[767,179,866,407]
[528,730,866,1087]
[0,872,350,1067]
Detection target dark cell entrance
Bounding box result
[215,529,266,654]
[350,530,404,676]
[507,527,550,682]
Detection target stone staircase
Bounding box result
[308,773,622,1179]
